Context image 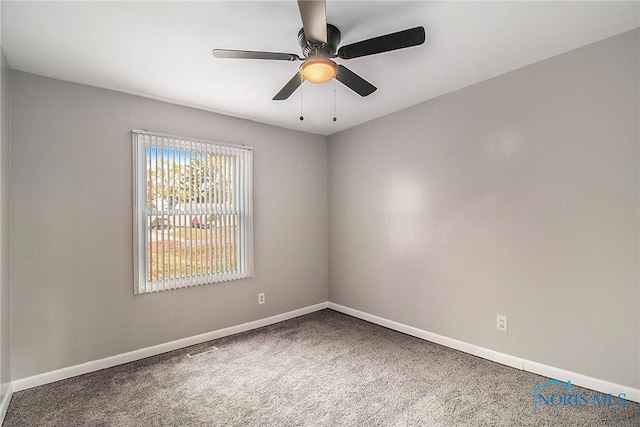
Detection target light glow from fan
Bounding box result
[301,60,337,83]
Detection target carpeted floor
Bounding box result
[3,309,639,426]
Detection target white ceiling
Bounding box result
[2,1,638,136]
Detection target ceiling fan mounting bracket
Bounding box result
[298,24,341,58]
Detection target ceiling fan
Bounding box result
[212,0,426,100]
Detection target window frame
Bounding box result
[132,129,253,294]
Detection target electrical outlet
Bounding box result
[497,315,508,332]
[258,293,265,305]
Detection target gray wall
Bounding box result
[7,27,639,390]
[328,29,639,388]
[0,49,10,398]
[9,71,328,380]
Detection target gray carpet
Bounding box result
[3,309,639,426]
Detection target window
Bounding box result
[132,130,253,294]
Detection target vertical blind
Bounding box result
[132,130,253,294]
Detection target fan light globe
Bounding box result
[301,60,337,83]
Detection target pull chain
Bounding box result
[299,87,304,121]
[333,82,337,122]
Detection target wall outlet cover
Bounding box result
[497,315,508,332]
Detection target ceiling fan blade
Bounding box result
[337,26,426,60]
[273,72,304,100]
[335,65,376,97]
[297,0,327,44]
[213,49,301,61]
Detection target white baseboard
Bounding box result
[7,300,639,410]
[328,302,640,403]
[11,302,329,393]
[0,382,13,422]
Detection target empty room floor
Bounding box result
[4,310,638,426]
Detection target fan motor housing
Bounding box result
[298,24,341,58]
